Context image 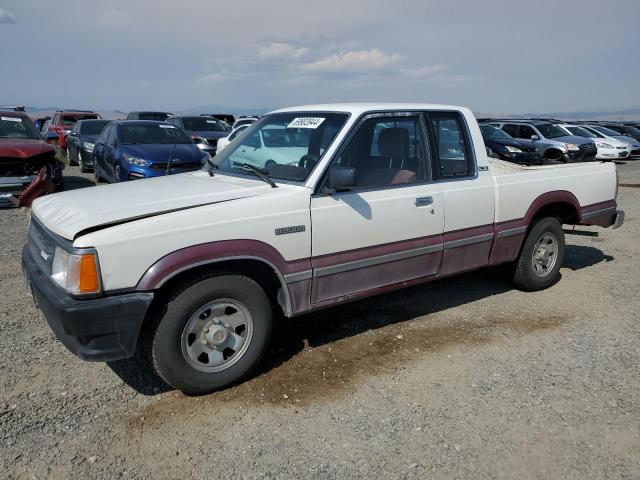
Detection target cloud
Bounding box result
[195,73,227,84]
[400,64,448,77]
[258,42,308,60]
[0,6,16,24]
[299,48,402,73]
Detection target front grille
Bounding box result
[579,144,596,152]
[149,162,203,171]
[631,149,640,156]
[27,217,56,275]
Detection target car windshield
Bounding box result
[625,126,640,136]
[213,112,349,182]
[138,113,170,121]
[80,120,111,136]
[182,117,229,132]
[120,123,192,144]
[566,126,597,138]
[0,115,40,139]
[593,126,622,137]
[536,123,569,139]
[61,114,99,126]
[480,125,512,140]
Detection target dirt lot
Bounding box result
[1,162,639,479]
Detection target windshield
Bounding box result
[536,123,569,139]
[80,120,111,136]
[61,113,99,126]
[182,117,229,132]
[480,124,512,140]
[626,126,640,136]
[138,113,171,121]
[213,112,349,182]
[120,123,192,144]
[566,126,597,138]
[0,115,40,139]
[592,126,622,137]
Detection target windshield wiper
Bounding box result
[207,158,219,177]
[237,163,277,188]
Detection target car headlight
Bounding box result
[595,142,613,149]
[192,136,207,145]
[51,247,100,294]
[123,154,150,167]
[505,146,522,153]
[82,141,95,152]
[564,143,579,151]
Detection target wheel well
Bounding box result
[531,201,579,225]
[150,259,286,319]
[543,149,563,159]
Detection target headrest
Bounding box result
[378,127,410,158]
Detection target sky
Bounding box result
[0,0,638,114]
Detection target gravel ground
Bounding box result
[1,162,639,479]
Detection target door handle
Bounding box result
[415,196,433,207]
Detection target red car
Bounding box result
[0,111,64,207]
[45,110,101,149]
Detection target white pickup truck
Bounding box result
[23,103,624,394]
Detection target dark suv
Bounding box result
[166,116,230,155]
[126,111,173,121]
[597,123,640,142]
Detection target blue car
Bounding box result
[92,120,208,183]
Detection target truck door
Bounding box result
[426,111,495,276]
[309,112,445,305]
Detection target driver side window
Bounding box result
[334,115,429,188]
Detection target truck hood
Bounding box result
[31,171,271,240]
[0,138,55,158]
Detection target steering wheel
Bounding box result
[298,154,318,171]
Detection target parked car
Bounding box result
[489,120,597,163]
[595,123,640,142]
[215,123,250,153]
[92,120,208,183]
[23,103,623,394]
[166,115,231,156]
[45,110,102,150]
[558,124,631,161]
[584,125,640,158]
[203,114,236,126]
[65,119,111,171]
[0,110,63,207]
[232,116,259,129]
[479,124,542,165]
[126,111,173,121]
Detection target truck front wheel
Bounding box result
[512,217,565,291]
[150,273,273,395]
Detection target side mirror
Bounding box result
[530,135,539,140]
[327,166,356,192]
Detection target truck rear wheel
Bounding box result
[512,217,565,291]
[150,273,273,395]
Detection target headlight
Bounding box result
[565,143,580,151]
[82,141,95,152]
[595,142,613,149]
[51,247,100,294]
[123,154,150,167]
[192,136,207,145]
[505,146,522,153]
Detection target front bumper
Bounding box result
[612,210,625,229]
[501,151,542,165]
[22,245,154,361]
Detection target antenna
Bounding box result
[165,141,177,176]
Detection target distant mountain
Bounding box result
[181,104,273,117]
[23,107,127,120]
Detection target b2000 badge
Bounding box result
[275,225,306,235]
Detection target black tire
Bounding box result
[149,273,273,395]
[512,217,565,291]
[114,164,122,183]
[78,151,89,173]
[67,147,78,166]
[94,161,104,183]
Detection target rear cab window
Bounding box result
[428,112,473,179]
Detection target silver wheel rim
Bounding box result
[181,299,254,373]
[531,232,558,277]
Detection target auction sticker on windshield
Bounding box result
[287,117,325,129]
[1,117,22,122]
